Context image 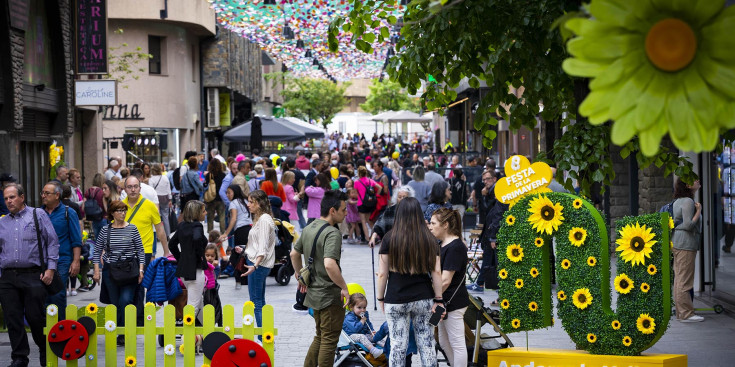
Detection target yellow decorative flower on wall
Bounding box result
[527,195,564,235]
[500,299,510,309]
[557,290,567,301]
[506,215,516,226]
[587,333,597,343]
[569,227,587,247]
[515,279,524,289]
[614,274,635,294]
[623,336,633,347]
[528,301,539,312]
[563,0,735,156]
[647,264,658,275]
[587,256,597,267]
[529,267,539,278]
[637,313,656,334]
[616,222,657,266]
[572,288,593,310]
[611,320,621,330]
[506,244,524,263]
[499,269,508,279]
[534,237,544,247]
[573,199,583,209]
[640,283,651,293]
[511,319,521,329]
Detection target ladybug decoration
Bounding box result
[202,332,271,367]
[47,317,96,360]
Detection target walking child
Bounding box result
[346,188,360,243]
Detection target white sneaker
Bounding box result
[71,290,78,296]
[679,315,704,323]
[66,290,71,296]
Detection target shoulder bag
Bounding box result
[298,223,331,287]
[204,174,217,202]
[105,224,140,285]
[33,209,64,295]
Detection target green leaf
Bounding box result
[380,26,390,39]
[363,33,376,43]
[387,15,397,25]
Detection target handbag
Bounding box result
[298,223,331,287]
[33,209,64,295]
[204,174,217,202]
[105,224,140,285]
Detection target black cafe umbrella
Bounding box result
[223,116,307,143]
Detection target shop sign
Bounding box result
[76,0,108,74]
[219,92,231,127]
[74,79,116,106]
[101,104,144,120]
[495,155,552,204]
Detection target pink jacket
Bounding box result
[354,177,378,206]
[305,186,325,219]
[283,184,299,220]
[204,262,216,290]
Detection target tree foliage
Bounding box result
[106,29,152,88]
[360,79,421,115]
[281,78,350,130]
[329,0,698,195]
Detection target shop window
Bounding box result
[149,35,166,75]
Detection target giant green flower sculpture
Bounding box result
[562,0,735,156]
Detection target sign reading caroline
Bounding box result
[76,0,108,74]
[492,155,679,362]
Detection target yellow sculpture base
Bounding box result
[487,348,687,367]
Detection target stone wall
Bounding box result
[202,29,262,102]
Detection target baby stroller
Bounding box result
[268,196,299,285]
[465,295,512,366]
[334,329,374,367]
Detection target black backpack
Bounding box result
[659,199,683,229]
[83,188,104,221]
[172,167,182,191]
[357,179,377,210]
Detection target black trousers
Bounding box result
[0,270,48,363]
[232,225,251,286]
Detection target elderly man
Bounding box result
[52,165,69,185]
[0,183,59,367]
[210,148,226,164]
[105,158,121,181]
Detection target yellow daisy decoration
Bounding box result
[648,264,658,275]
[125,356,137,367]
[669,217,675,230]
[534,237,544,247]
[529,302,539,312]
[501,299,510,309]
[499,269,508,279]
[611,320,621,330]
[568,227,587,247]
[573,199,583,209]
[86,303,98,315]
[506,244,524,263]
[637,313,656,335]
[587,333,597,343]
[183,314,195,326]
[244,301,255,308]
[511,319,521,329]
[641,282,651,293]
[614,274,634,294]
[616,222,657,266]
[527,194,565,235]
[506,215,516,226]
[563,0,735,156]
[587,256,597,267]
[572,288,593,310]
[145,302,155,308]
[263,331,275,344]
[623,336,633,347]
[515,279,524,289]
[561,259,571,270]
[557,290,567,301]
[530,267,539,278]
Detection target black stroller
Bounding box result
[268,196,297,285]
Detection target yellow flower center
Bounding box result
[645,18,697,72]
[541,206,555,220]
[630,236,646,252]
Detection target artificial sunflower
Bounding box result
[587,333,597,343]
[561,259,571,270]
[669,217,675,230]
[529,302,539,312]
[527,195,564,235]
[534,237,544,247]
[614,273,635,294]
[507,244,524,263]
[587,256,597,267]
[573,199,583,209]
[86,303,98,315]
[511,319,521,329]
[515,278,524,289]
[562,0,735,156]
[611,320,621,330]
[530,267,539,278]
[183,314,195,326]
[648,264,658,275]
[637,313,656,334]
[641,282,651,293]
[125,356,137,367]
[557,290,567,301]
[615,222,657,266]
[500,299,510,309]
[499,269,508,279]
[506,215,516,226]
[263,332,275,344]
[572,288,593,310]
[623,336,633,347]
[568,227,588,247]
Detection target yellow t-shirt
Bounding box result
[123,195,161,254]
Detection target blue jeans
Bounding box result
[46,260,70,320]
[297,200,307,228]
[102,266,137,326]
[246,258,271,328]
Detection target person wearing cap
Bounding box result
[0,173,17,216]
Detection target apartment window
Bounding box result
[149,35,163,75]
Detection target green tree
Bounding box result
[360,79,420,114]
[329,0,696,195]
[281,78,350,130]
[106,29,152,88]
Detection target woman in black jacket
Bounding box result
[169,200,208,323]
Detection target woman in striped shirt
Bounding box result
[92,200,144,345]
[234,189,276,329]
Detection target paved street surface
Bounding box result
[2,229,735,366]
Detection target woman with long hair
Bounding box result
[377,197,443,367]
[220,184,253,289]
[102,179,120,215]
[305,172,332,224]
[423,180,452,222]
[233,190,276,329]
[672,178,703,322]
[260,168,286,202]
[141,162,152,184]
[205,159,227,234]
[149,164,173,237]
[168,200,208,323]
[407,166,431,211]
[354,166,382,243]
[429,207,469,366]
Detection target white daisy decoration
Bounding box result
[146,315,153,321]
[164,344,176,356]
[224,326,231,332]
[46,305,58,317]
[243,315,254,326]
[105,321,117,332]
[88,355,94,361]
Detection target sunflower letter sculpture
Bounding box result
[562,0,735,156]
[495,156,672,356]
